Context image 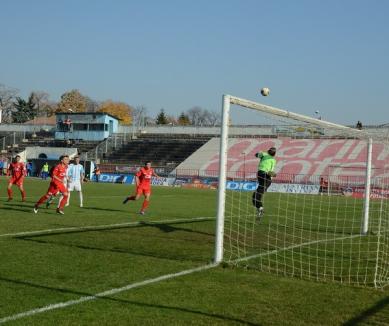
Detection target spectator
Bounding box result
[356,121,363,130]
[41,162,49,180]
[26,162,33,176]
[319,177,328,195]
[2,158,9,176]
[93,165,101,182]
[0,158,3,175]
[64,118,72,131]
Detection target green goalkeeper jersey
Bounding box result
[257,152,276,173]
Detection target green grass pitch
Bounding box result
[0,177,388,325]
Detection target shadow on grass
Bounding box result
[10,219,214,262]
[12,218,214,238]
[0,205,37,213]
[0,276,260,325]
[343,296,389,325]
[3,201,34,205]
[81,206,129,213]
[18,235,209,263]
[139,220,213,236]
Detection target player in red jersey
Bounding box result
[122,161,160,215]
[33,155,70,215]
[7,155,27,201]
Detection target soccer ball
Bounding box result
[260,87,270,96]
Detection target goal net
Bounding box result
[214,95,389,288]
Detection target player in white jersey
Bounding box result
[65,156,85,207]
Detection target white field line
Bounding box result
[0,194,178,199]
[234,234,363,263]
[0,210,364,324]
[0,263,218,324]
[0,216,215,239]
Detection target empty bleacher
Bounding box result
[104,134,213,167]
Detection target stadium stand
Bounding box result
[0,131,102,157]
[103,133,212,168]
[175,136,388,181]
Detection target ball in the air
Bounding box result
[261,87,270,96]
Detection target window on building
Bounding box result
[89,124,105,131]
[72,123,88,131]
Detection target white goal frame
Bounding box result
[214,94,373,264]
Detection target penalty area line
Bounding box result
[0,216,215,239]
[0,263,218,324]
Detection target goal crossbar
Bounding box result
[229,95,368,137]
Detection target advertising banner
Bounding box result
[174,177,193,186]
[150,177,176,186]
[175,177,218,189]
[226,181,320,194]
[226,181,257,191]
[344,186,389,199]
[98,173,134,184]
[268,183,320,194]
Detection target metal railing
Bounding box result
[80,133,131,162]
[0,131,30,153]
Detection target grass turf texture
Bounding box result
[0,177,388,325]
[224,189,388,287]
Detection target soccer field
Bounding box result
[1,177,388,325]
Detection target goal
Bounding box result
[214,95,389,288]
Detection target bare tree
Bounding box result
[133,105,148,128]
[30,91,50,117]
[187,106,203,126]
[203,109,221,126]
[186,106,220,126]
[85,96,100,112]
[0,83,19,123]
[166,115,177,125]
[45,101,59,117]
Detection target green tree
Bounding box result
[177,112,190,125]
[12,95,37,123]
[156,109,168,125]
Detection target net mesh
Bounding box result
[219,96,389,288]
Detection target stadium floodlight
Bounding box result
[214,94,388,288]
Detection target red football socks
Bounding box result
[141,199,149,211]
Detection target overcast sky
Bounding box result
[1,0,388,125]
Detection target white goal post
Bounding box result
[214,94,387,288]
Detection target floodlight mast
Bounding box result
[214,95,373,264]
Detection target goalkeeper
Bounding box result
[252,147,277,218]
